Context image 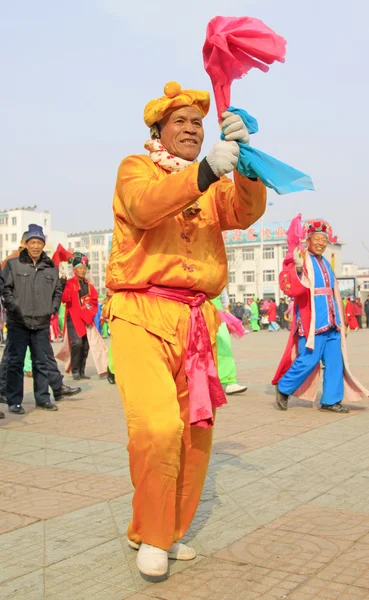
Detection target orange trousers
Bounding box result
[110,305,215,550]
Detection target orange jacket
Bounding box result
[105,155,266,342]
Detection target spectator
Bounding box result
[249,297,260,331]
[267,298,280,331]
[353,297,363,329]
[0,272,4,419]
[365,295,369,328]
[0,233,81,408]
[233,302,245,323]
[284,299,294,330]
[61,255,99,380]
[277,297,288,329]
[345,296,359,331]
[1,224,62,414]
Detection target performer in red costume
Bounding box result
[62,255,98,380]
[345,297,359,331]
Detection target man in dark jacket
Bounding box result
[365,295,369,328]
[277,297,288,329]
[0,231,81,408]
[233,302,245,322]
[1,224,62,414]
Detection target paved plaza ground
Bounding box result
[1,328,369,599]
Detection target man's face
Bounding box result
[159,106,204,161]
[26,238,45,261]
[74,265,87,280]
[307,233,328,257]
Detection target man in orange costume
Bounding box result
[106,81,266,577]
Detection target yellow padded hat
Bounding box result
[144,81,210,127]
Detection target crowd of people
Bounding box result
[230,297,294,332]
[230,294,369,333]
[0,226,112,419]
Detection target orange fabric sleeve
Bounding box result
[115,155,203,229]
[214,171,267,231]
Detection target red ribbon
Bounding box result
[146,286,227,428]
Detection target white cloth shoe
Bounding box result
[136,543,168,577]
[129,538,196,576]
[225,383,248,395]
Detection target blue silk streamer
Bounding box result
[221,106,314,194]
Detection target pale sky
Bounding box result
[1,0,369,263]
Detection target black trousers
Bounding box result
[67,316,89,375]
[356,315,362,329]
[279,316,288,329]
[6,324,51,407]
[0,338,63,396]
[366,313,369,328]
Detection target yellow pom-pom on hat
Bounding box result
[164,81,182,98]
[144,82,210,127]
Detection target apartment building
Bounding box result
[0,205,68,263]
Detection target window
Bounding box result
[92,251,99,261]
[226,249,235,263]
[75,241,81,248]
[263,270,275,282]
[81,238,89,247]
[44,219,47,226]
[0,217,4,225]
[11,233,17,242]
[229,294,236,305]
[242,248,254,261]
[243,271,255,283]
[68,242,72,248]
[244,294,254,304]
[282,245,288,257]
[263,246,274,259]
[5,234,8,241]
[363,281,369,290]
[91,264,99,274]
[229,271,235,283]
[12,217,17,226]
[92,236,104,245]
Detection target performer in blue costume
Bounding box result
[273,220,368,413]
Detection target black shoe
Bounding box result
[276,386,289,410]
[72,373,81,381]
[54,385,82,401]
[36,401,58,411]
[9,405,25,415]
[320,402,350,414]
[107,367,115,385]
[0,411,5,419]
[0,393,7,404]
[79,373,90,380]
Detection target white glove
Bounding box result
[222,111,250,145]
[293,247,304,269]
[206,141,240,178]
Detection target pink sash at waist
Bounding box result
[314,287,333,296]
[142,286,227,428]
